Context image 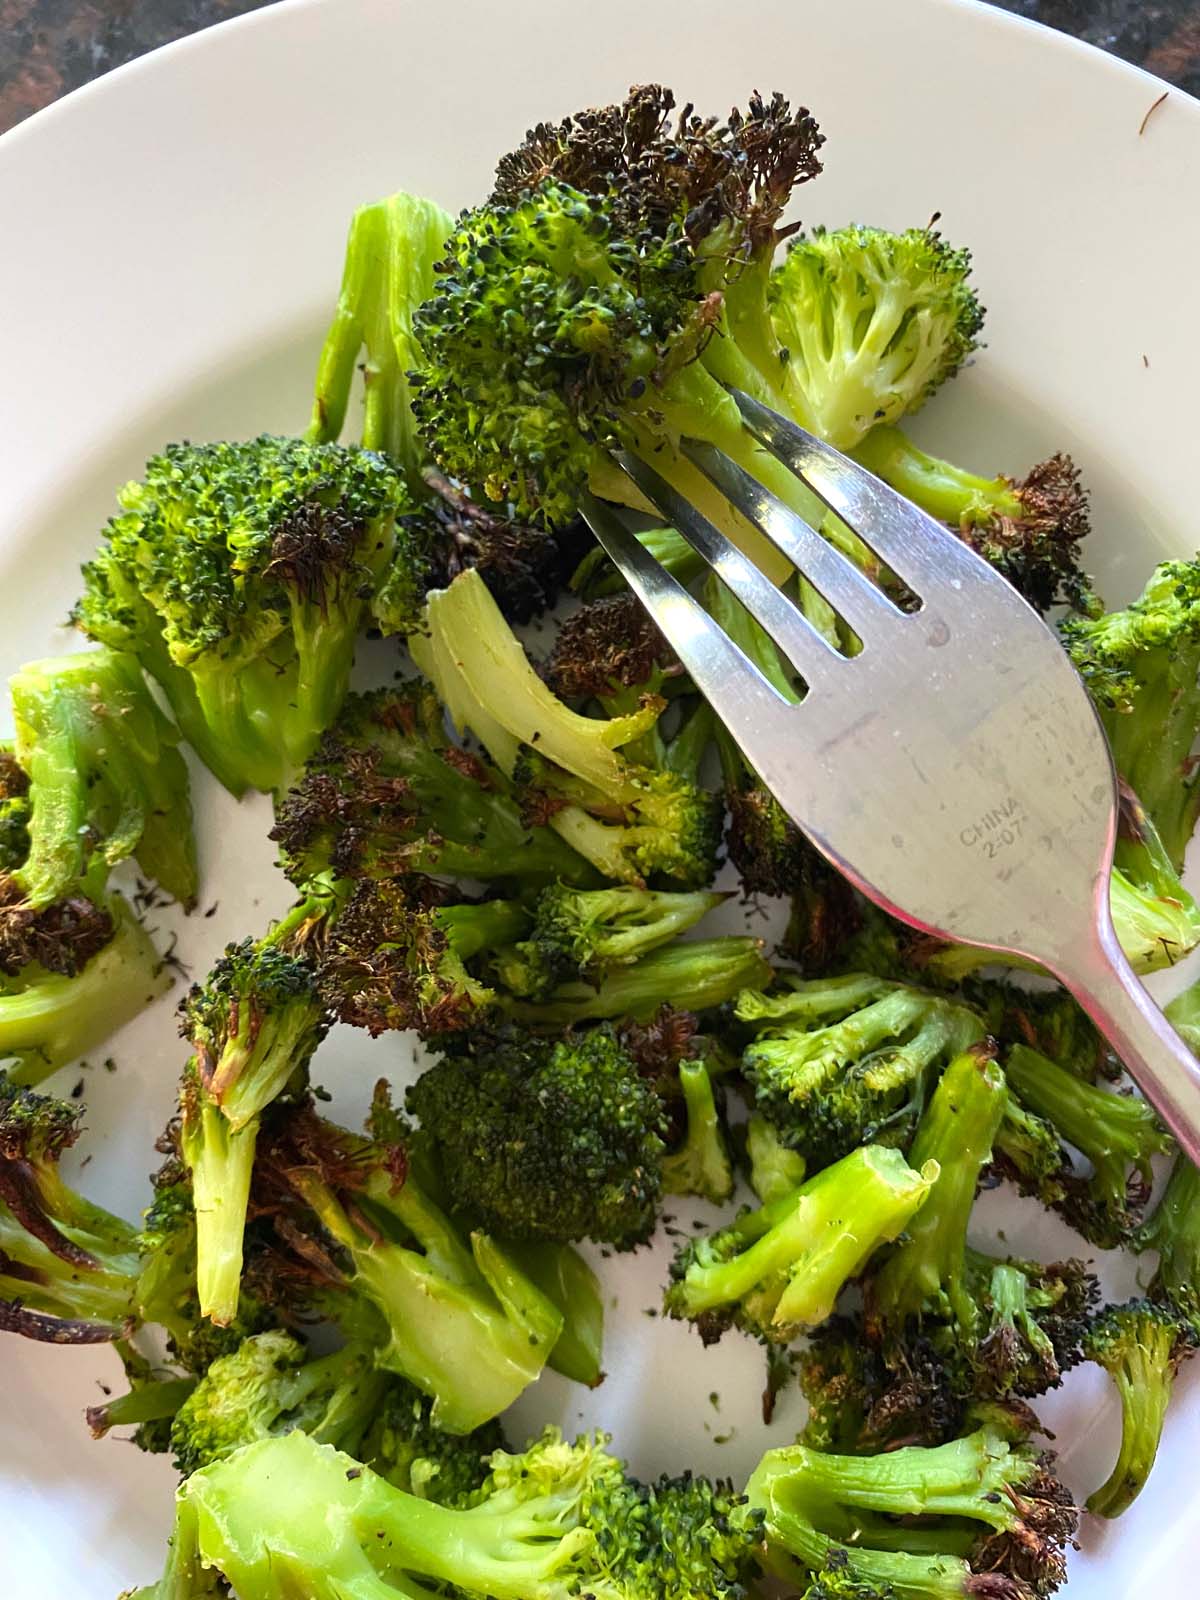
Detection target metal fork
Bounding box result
[579,390,1200,1163]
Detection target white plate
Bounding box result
[1,0,1198,1592]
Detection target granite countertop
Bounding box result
[1,0,1197,132]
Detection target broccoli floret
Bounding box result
[854,427,1095,615]
[796,1316,959,1455]
[545,593,680,702]
[745,1112,808,1205]
[73,437,409,795]
[0,1075,201,1345]
[4,648,197,910]
[661,1057,734,1204]
[255,1103,562,1432]
[799,1550,897,1599]
[271,683,596,889]
[407,1025,667,1250]
[998,1043,1170,1247]
[1083,1299,1196,1518]
[664,1144,938,1346]
[867,1047,1096,1402]
[1134,1148,1200,1323]
[361,1376,506,1504]
[161,1423,764,1600]
[317,876,528,1038]
[179,882,337,1327]
[0,746,31,874]
[1063,558,1200,868]
[411,568,723,888]
[306,190,454,479]
[748,1424,1076,1599]
[767,224,983,452]
[0,885,170,1085]
[736,973,985,1167]
[168,1330,386,1476]
[495,883,726,1000]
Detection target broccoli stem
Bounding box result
[87,1374,196,1437]
[1085,1306,1190,1519]
[870,1047,1006,1337]
[503,1239,605,1388]
[662,1058,734,1204]
[745,1113,807,1205]
[3,899,170,1087]
[853,426,1022,528]
[507,937,772,1026]
[180,1100,257,1330]
[1135,1151,1200,1319]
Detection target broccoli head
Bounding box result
[270,683,595,889]
[361,1376,505,1505]
[545,593,680,702]
[73,436,409,795]
[407,1024,668,1249]
[1083,1298,1196,1518]
[736,972,985,1168]
[665,1143,938,1346]
[411,568,723,888]
[767,224,983,452]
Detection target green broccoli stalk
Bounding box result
[735,973,985,1168]
[1083,1299,1196,1518]
[179,882,337,1326]
[664,1144,938,1345]
[411,568,723,888]
[1134,1149,1200,1323]
[501,1239,606,1389]
[407,1025,668,1250]
[748,1425,1077,1599]
[767,225,983,453]
[0,885,170,1086]
[998,1043,1171,1247]
[661,1058,734,1204]
[168,1330,387,1476]
[851,426,1095,615]
[745,1112,808,1205]
[0,1077,200,1346]
[86,1340,198,1452]
[867,1046,1096,1401]
[5,648,197,909]
[157,1423,764,1600]
[495,884,727,1000]
[1063,557,1200,868]
[73,437,409,795]
[270,683,596,889]
[0,746,31,874]
[256,1104,563,1432]
[306,191,454,479]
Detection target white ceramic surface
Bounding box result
[0,0,1197,1592]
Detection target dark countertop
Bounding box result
[1,0,1197,133]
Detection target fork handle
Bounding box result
[1055,913,1200,1165]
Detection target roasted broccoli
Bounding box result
[0,745,30,874]
[271,683,596,888]
[0,883,169,1086]
[544,592,681,704]
[1083,1299,1196,1518]
[73,436,409,795]
[661,1057,735,1204]
[500,1237,607,1389]
[735,972,984,1167]
[86,1340,197,1452]
[412,568,723,888]
[767,224,983,452]
[149,1423,763,1600]
[867,1046,1096,1401]
[664,1143,938,1345]
[407,1024,668,1249]
[745,1112,808,1205]
[4,648,196,909]
[179,881,338,1326]
[254,1103,563,1432]
[997,1043,1170,1247]
[748,1424,1076,1598]
[1134,1149,1200,1323]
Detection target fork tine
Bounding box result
[679,440,905,640]
[612,452,844,686]
[577,492,791,718]
[728,388,977,594]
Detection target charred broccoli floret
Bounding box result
[412,568,723,888]
[407,1025,667,1249]
[179,882,338,1327]
[1082,1299,1196,1518]
[664,1144,938,1345]
[545,593,680,703]
[73,436,409,794]
[767,224,983,452]
[4,648,196,909]
[255,1103,562,1432]
[0,746,30,874]
[271,683,594,889]
[748,1424,1076,1599]
[736,973,984,1167]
